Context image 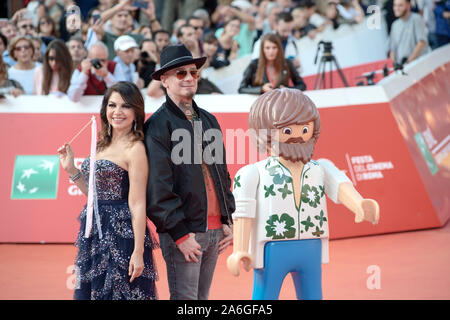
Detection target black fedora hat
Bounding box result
[151,44,207,80]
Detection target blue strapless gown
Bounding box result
[74,158,158,300]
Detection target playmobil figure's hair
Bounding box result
[248,88,321,149]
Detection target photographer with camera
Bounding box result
[67,42,123,102]
[137,39,158,87]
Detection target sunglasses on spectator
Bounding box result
[174,69,199,80]
[14,45,31,52]
[19,24,34,29]
[192,26,203,30]
[48,56,56,61]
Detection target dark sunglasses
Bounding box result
[175,69,199,80]
[14,45,31,51]
[48,56,56,61]
[19,24,34,29]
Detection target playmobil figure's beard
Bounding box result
[271,137,316,163]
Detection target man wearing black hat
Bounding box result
[143,44,235,300]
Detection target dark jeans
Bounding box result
[159,228,223,300]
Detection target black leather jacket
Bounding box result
[238,59,307,94]
[143,95,235,241]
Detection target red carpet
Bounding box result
[1,221,449,300]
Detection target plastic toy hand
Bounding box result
[227,251,253,277]
[355,199,379,225]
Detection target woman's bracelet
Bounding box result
[70,170,82,182]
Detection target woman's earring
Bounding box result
[108,123,112,136]
[133,121,137,132]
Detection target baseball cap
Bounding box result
[114,35,138,51]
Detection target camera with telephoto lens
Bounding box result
[140,51,151,66]
[140,51,157,66]
[90,58,102,69]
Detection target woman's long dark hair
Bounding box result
[97,82,145,152]
[254,34,291,87]
[42,39,73,94]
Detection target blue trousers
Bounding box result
[252,239,322,300]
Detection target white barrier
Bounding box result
[200,16,389,93]
[297,17,389,76]
[0,44,448,114]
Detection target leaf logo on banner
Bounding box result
[11,155,60,200]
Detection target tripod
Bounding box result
[313,41,349,90]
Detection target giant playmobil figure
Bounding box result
[227,88,380,300]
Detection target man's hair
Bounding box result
[66,36,84,46]
[266,2,283,16]
[186,15,203,26]
[16,15,34,28]
[140,38,156,49]
[177,24,195,38]
[89,41,108,54]
[153,29,170,39]
[276,12,294,24]
[172,19,186,34]
[298,0,317,9]
[203,32,218,45]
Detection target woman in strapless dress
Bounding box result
[57,82,158,300]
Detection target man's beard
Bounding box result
[184,90,195,100]
[271,138,316,163]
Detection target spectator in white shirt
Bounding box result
[113,35,144,89]
[7,36,38,95]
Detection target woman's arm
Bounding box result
[127,141,148,282]
[127,141,148,255]
[57,143,88,195]
[238,60,263,94]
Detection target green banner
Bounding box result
[414,133,438,175]
[11,155,60,199]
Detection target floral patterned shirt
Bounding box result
[232,156,351,269]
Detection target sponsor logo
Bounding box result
[11,155,60,199]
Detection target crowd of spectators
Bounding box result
[0,0,448,100]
